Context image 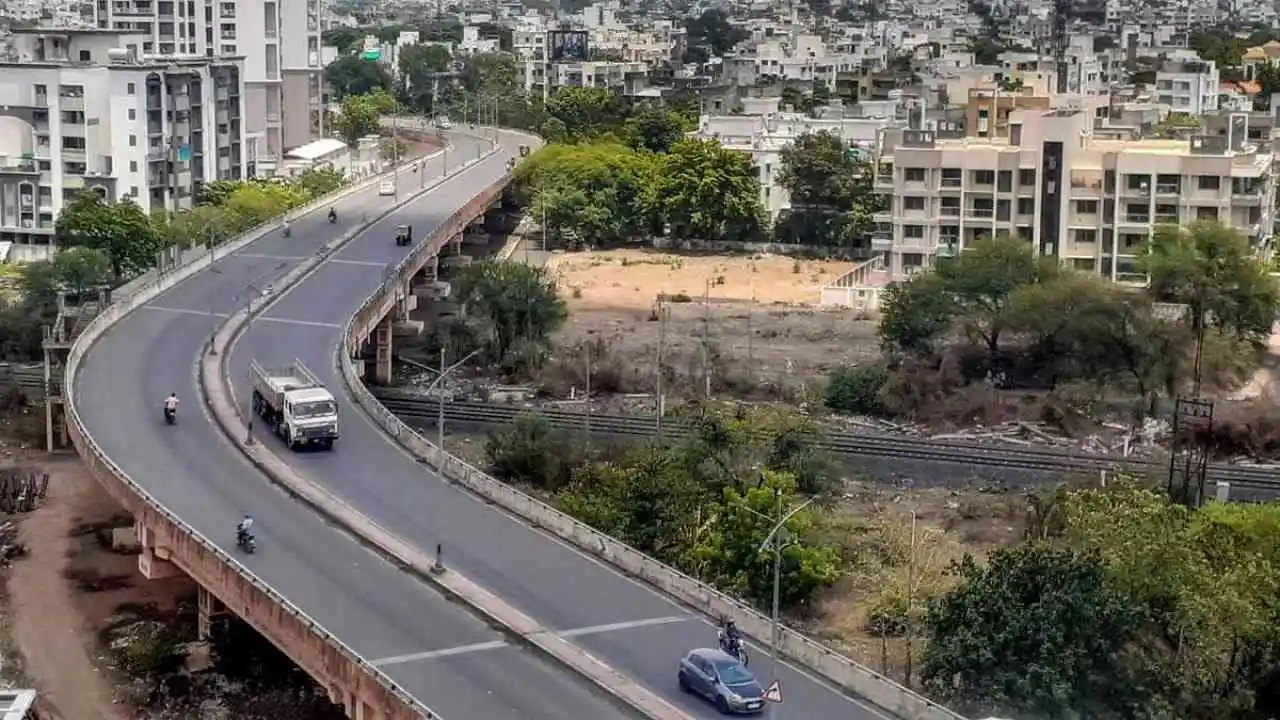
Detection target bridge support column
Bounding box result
[373,318,393,386]
[197,585,227,641]
[136,519,182,580]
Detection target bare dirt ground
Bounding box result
[6,452,189,720]
[541,250,879,406]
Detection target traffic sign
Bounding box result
[762,679,783,703]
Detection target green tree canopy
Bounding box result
[324,54,394,100]
[397,43,452,113]
[452,260,568,371]
[55,192,161,279]
[623,105,692,154]
[648,138,765,243]
[545,86,628,141]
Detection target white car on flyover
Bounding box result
[378,179,395,196]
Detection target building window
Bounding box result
[903,167,926,182]
[1018,168,1036,185]
[1075,229,1097,244]
[1075,200,1098,214]
[130,160,137,171]
[129,134,137,147]
[903,224,925,239]
[903,196,925,211]
[127,82,136,94]
[128,108,136,120]
[971,169,995,185]
[1017,198,1035,215]
[62,137,86,150]
[1197,175,1220,190]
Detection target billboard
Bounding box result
[547,30,589,62]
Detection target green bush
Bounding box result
[824,364,890,416]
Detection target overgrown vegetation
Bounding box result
[484,407,843,612]
[823,224,1278,434]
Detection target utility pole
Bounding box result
[425,346,481,450]
[702,278,711,399]
[584,342,592,438]
[655,300,667,436]
[747,287,755,381]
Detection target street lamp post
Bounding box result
[427,346,481,449]
[754,489,820,720]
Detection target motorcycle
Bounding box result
[163,406,176,425]
[328,210,337,224]
[236,529,257,554]
[718,630,749,665]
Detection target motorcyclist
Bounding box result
[718,619,743,657]
[328,207,337,223]
[163,392,179,419]
[236,514,254,543]
[282,220,291,237]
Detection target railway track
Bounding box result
[370,389,1280,493]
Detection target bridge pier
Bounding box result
[197,585,228,641]
[372,319,393,386]
[136,519,182,580]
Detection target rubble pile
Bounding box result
[0,521,26,567]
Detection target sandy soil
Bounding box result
[8,453,188,720]
[542,250,880,404]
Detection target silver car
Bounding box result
[677,647,765,715]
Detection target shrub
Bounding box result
[824,364,890,416]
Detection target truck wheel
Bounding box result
[283,427,293,449]
[322,439,334,450]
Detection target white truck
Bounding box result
[249,360,339,450]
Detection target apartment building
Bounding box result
[90,0,322,168]
[1153,55,1219,116]
[872,108,1272,283]
[0,29,245,248]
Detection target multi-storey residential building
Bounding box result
[1153,55,1219,116]
[0,29,245,249]
[90,0,321,168]
[872,107,1272,283]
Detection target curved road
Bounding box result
[76,133,635,720]
[81,129,901,720]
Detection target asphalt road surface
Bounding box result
[75,133,638,720]
[219,131,902,719]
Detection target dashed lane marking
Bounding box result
[369,615,696,668]
[143,306,340,329]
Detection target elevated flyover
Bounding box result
[69,131,637,720]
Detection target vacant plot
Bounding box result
[541,250,879,405]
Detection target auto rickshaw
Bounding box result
[395,224,412,246]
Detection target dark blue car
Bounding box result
[677,647,765,715]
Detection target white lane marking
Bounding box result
[369,615,695,668]
[234,253,309,261]
[372,640,509,667]
[550,614,694,639]
[329,258,392,268]
[145,306,226,318]
[255,317,343,329]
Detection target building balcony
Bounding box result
[1070,180,1102,197]
[59,96,84,112]
[964,207,995,222]
[940,206,961,217]
[1121,184,1151,198]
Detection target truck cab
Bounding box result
[249,360,339,450]
[282,387,339,444]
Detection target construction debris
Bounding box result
[0,521,27,566]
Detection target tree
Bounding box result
[397,43,452,113]
[545,86,627,141]
[934,236,1055,357]
[324,54,393,100]
[623,105,691,154]
[291,166,346,200]
[1140,221,1279,343]
[322,27,363,55]
[333,89,396,146]
[51,247,113,299]
[452,260,568,370]
[648,139,765,243]
[516,143,655,248]
[921,545,1147,719]
[877,275,956,357]
[684,9,749,58]
[55,192,161,279]
[701,469,842,611]
[776,131,884,248]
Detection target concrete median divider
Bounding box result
[333,158,969,720]
[63,138,465,719]
[201,132,695,720]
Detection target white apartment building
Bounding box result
[1153,55,1219,116]
[872,109,1272,283]
[0,29,246,248]
[698,97,900,218]
[90,0,322,169]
